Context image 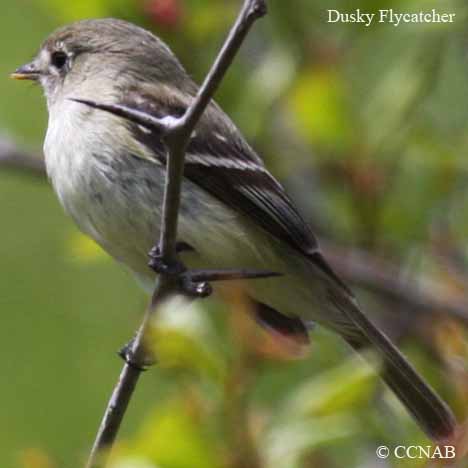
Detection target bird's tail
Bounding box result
[329,288,457,441]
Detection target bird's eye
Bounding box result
[51,51,68,69]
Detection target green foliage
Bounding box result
[1,0,468,467]
[101,296,442,468]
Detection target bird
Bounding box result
[12,18,456,440]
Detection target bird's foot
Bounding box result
[118,338,156,371]
[178,272,213,298]
[148,245,186,275]
[148,243,211,297]
[148,241,195,274]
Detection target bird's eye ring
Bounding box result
[51,51,68,69]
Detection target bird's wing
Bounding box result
[121,86,320,257]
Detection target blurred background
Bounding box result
[1,0,468,467]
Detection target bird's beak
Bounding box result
[10,62,41,81]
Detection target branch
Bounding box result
[3,25,468,460]
[0,135,45,176]
[322,241,468,326]
[84,1,267,467]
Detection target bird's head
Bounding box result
[11,18,188,106]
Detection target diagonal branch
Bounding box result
[83,1,267,467]
[322,241,468,326]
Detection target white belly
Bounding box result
[44,101,269,273]
[43,101,339,327]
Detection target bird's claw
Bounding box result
[148,244,211,297]
[148,245,186,275]
[179,273,213,298]
[118,338,156,371]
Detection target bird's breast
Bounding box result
[42,100,280,288]
[44,101,164,269]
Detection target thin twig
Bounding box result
[0,135,45,176]
[70,99,171,134]
[179,0,267,134]
[84,1,267,467]
[157,0,267,264]
[85,277,172,468]
[187,268,282,282]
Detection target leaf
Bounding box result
[261,415,358,468]
[38,0,109,20]
[110,457,158,468]
[150,296,227,383]
[113,400,220,468]
[288,67,354,153]
[278,354,378,419]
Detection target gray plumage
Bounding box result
[14,18,456,440]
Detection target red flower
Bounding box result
[145,0,184,29]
